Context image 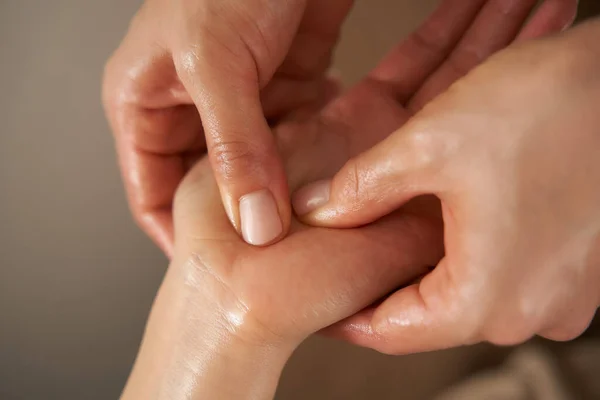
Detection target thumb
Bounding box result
[369,260,482,355]
[175,43,291,247]
[293,120,447,228]
[326,259,484,355]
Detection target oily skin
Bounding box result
[103,0,354,253]
[120,60,446,400]
[295,18,600,354]
[121,3,576,398]
[103,0,576,254]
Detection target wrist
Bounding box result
[122,257,296,400]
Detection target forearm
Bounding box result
[121,260,292,400]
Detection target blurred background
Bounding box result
[1,1,599,399]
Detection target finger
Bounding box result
[539,310,596,342]
[277,0,354,80]
[175,43,291,248]
[517,0,579,41]
[321,268,432,346]
[539,296,598,342]
[173,0,356,246]
[320,308,381,346]
[112,107,205,257]
[408,0,539,112]
[348,261,482,355]
[292,116,446,228]
[103,21,204,255]
[369,0,488,103]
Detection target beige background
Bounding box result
[1,1,599,399]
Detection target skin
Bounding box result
[120,3,575,398]
[103,0,576,254]
[295,17,600,354]
[103,0,354,254]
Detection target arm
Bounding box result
[118,2,577,396]
[121,261,292,400]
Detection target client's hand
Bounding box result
[121,92,445,400]
[121,2,574,398]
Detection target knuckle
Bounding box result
[544,326,586,342]
[101,55,122,113]
[402,129,445,171]
[130,207,157,239]
[210,140,262,181]
[543,314,595,342]
[484,320,535,347]
[102,41,150,113]
[101,53,148,127]
[174,18,236,76]
[173,14,256,83]
[130,208,147,230]
[174,44,205,78]
[409,25,447,57]
[339,158,369,209]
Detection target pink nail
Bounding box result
[240,189,282,246]
[292,180,331,216]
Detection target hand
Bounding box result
[121,63,445,400]
[103,0,352,254]
[293,16,600,355]
[102,0,574,256]
[121,2,576,398]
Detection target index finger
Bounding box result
[103,25,204,256]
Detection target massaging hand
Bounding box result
[294,16,600,354]
[102,0,574,256]
[121,3,575,398]
[103,0,353,254]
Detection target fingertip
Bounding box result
[370,285,429,336]
[291,180,331,217]
[320,307,402,352]
[291,176,365,229]
[239,189,285,247]
[208,136,292,246]
[367,283,473,355]
[218,184,291,247]
[137,209,175,259]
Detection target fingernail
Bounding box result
[240,189,282,246]
[292,180,331,216]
